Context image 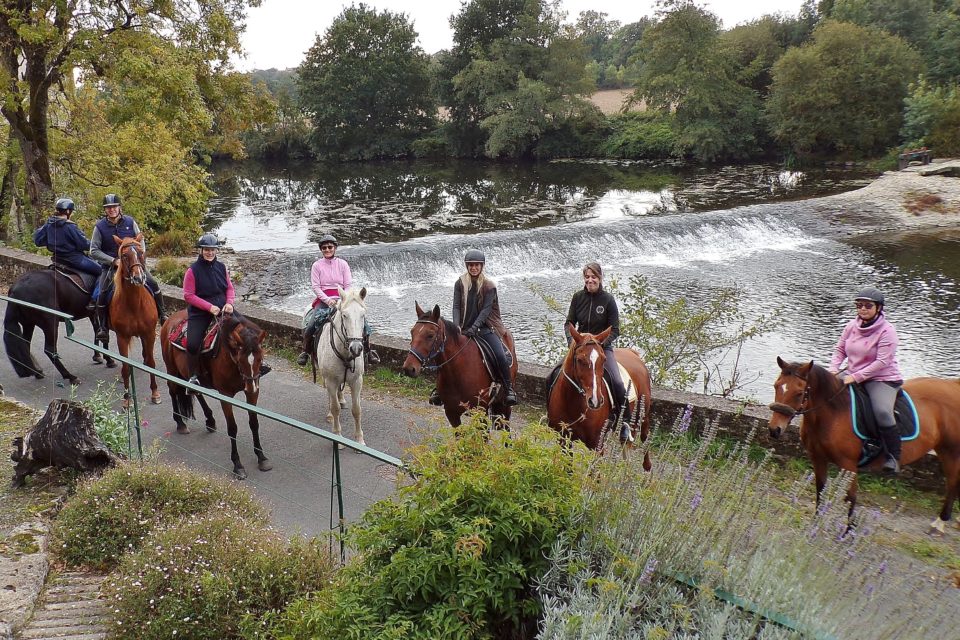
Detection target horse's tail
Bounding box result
[3,303,41,378]
[171,385,195,422]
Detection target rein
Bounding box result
[559,339,606,408]
[768,374,846,420]
[222,315,262,384]
[329,307,364,373]
[407,319,470,373]
[118,243,146,285]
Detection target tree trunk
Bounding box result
[10,399,118,488]
[0,130,22,243]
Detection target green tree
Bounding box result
[719,17,787,97]
[298,3,435,160]
[633,1,762,161]
[925,2,960,85]
[766,20,922,157]
[0,0,259,226]
[827,0,934,46]
[902,80,960,154]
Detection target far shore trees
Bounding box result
[298,4,436,160]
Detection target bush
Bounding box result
[105,512,335,640]
[150,228,197,256]
[151,256,189,287]
[52,462,266,569]
[76,382,130,458]
[600,112,678,159]
[266,414,591,640]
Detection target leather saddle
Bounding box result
[849,384,919,466]
[168,317,220,354]
[49,264,96,294]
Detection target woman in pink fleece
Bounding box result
[829,287,904,474]
[296,234,378,366]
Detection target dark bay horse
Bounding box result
[402,302,518,428]
[769,357,960,535]
[4,268,113,384]
[109,235,161,406]
[547,325,652,469]
[160,310,272,480]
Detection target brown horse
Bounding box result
[160,310,272,480]
[547,325,652,469]
[109,235,161,406]
[769,357,960,535]
[401,302,518,428]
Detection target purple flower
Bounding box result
[690,491,703,511]
[877,561,887,576]
[640,557,658,583]
[865,583,875,597]
[679,404,693,434]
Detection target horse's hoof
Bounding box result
[258,458,273,472]
[92,353,103,364]
[339,400,348,409]
[234,468,248,481]
[176,425,191,435]
[33,373,44,380]
[206,422,217,433]
[150,396,162,405]
[326,414,333,423]
[69,378,81,386]
[105,360,117,369]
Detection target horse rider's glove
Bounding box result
[465,327,477,337]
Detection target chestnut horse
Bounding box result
[769,357,960,535]
[547,325,652,469]
[109,235,161,406]
[160,310,272,480]
[402,302,518,428]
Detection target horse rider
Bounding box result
[89,194,167,341]
[829,287,904,474]
[296,234,379,366]
[430,249,518,407]
[33,198,103,278]
[565,262,631,439]
[183,233,236,388]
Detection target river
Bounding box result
[203,159,960,399]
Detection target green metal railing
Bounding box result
[1,294,405,559]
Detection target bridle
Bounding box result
[329,304,364,372]
[768,372,845,420]
[222,316,262,384]
[561,338,606,408]
[118,241,147,286]
[407,318,469,373]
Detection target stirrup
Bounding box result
[428,388,442,406]
[881,456,900,475]
[296,351,309,366]
[366,349,381,365]
[620,422,634,443]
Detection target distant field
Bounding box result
[589,88,644,114]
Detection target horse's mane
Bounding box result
[223,312,262,345]
[442,317,461,339]
[803,362,848,411]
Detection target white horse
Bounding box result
[317,286,366,447]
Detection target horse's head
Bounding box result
[336,286,367,359]
[565,324,612,410]
[403,301,446,378]
[226,316,266,396]
[768,356,813,439]
[115,234,147,287]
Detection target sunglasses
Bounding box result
[320,244,335,250]
[854,301,876,309]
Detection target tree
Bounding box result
[632,1,763,161]
[719,17,787,97]
[574,10,621,62]
[925,3,960,85]
[827,0,934,47]
[766,20,922,157]
[298,4,435,160]
[0,0,260,226]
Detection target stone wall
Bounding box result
[0,246,945,489]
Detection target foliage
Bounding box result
[719,17,787,97]
[298,4,436,160]
[600,111,678,159]
[827,0,934,47]
[76,382,129,459]
[535,414,960,639]
[151,256,190,287]
[104,512,334,640]
[51,462,266,569]
[924,4,960,86]
[265,416,590,640]
[245,69,312,160]
[903,79,960,155]
[766,20,922,158]
[632,1,763,162]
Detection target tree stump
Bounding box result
[10,399,117,487]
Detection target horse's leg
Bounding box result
[142,333,161,404]
[220,401,245,480]
[243,390,271,471]
[326,378,344,449]
[197,394,217,432]
[844,472,858,531]
[930,453,960,536]
[116,334,132,407]
[350,378,364,447]
[169,380,192,434]
[445,405,463,428]
[812,457,829,513]
[42,320,78,384]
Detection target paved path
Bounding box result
[16,573,107,640]
[0,298,439,537]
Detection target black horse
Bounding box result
[3,268,114,384]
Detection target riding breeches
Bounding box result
[476,329,511,386]
[186,314,214,355]
[864,380,901,427]
[604,346,627,409]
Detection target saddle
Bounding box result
[168,317,220,354]
[473,332,513,381]
[849,385,920,467]
[49,264,96,294]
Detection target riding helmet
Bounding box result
[196,233,220,248]
[854,287,884,306]
[318,234,338,248]
[55,198,75,213]
[102,193,121,208]
[464,249,485,264]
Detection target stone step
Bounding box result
[26,604,107,621]
[18,625,109,639]
[41,589,102,603]
[23,611,107,627]
[17,572,109,640]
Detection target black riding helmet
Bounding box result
[318,234,338,248]
[103,193,121,208]
[196,233,219,248]
[464,249,485,264]
[854,287,885,307]
[55,198,75,213]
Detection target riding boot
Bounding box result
[151,289,168,324]
[363,334,380,366]
[879,424,901,474]
[296,326,316,366]
[429,387,442,405]
[94,301,110,342]
[187,353,201,393]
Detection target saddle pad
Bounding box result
[168,317,219,354]
[849,386,919,442]
[51,266,95,294]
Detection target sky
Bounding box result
[236,0,807,71]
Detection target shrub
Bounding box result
[266,414,591,640]
[52,462,266,569]
[150,228,197,256]
[105,512,334,640]
[151,256,189,287]
[600,111,678,159]
[77,382,130,458]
